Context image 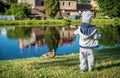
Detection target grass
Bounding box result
[0,47,120,78]
[0,18,120,27]
[0,20,66,27]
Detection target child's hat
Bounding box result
[82,10,93,23]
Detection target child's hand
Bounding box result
[93,33,101,39]
[98,33,102,38]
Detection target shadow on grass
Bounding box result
[30,57,79,69]
[96,62,120,71]
[30,47,120,70]
[95,47,120,71]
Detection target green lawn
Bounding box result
[0,18,120,27]
[0,47,120,78]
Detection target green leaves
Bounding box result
[96,0,120,17]
[99,25,119,46]
[5,3,31,19]
[7,27,32,39]
[44,27,60,51]
[44,0,60,18]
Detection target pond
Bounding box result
[0,25,120,60]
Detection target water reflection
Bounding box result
[0,26,79,60]
[0,25,120,60]
[98,25,120,46]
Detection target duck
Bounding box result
[43,49,55,58]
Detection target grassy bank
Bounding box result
[0,47,120,78]
[0,18,120,27]
[0,20,66,27]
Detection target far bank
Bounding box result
[0,18,120,27]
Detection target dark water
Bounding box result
[0,25,120,60]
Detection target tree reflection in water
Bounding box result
[7,26,77,52]
[6,25,120,52]
[0,25,120,60]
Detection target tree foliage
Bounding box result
[44,0,60,18]
[0,1,10,14]
[96,0,120,17]
[44,27,60,52]
[4,3,31,19]
[99,25,119,46]
[7,27,32,39]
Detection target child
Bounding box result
[74,10,101,72]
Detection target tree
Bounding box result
[99,25,119,46]
[96,0,120,17]
[5,3,31,19]
[44,27,60,58]
[44,0,60,18]
[7,27,32,39]
[0,1,10,14]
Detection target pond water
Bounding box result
[0,25,120,60]
[0,26,80,60]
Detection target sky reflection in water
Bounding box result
[0,27,79,60]
[0,26,119,60]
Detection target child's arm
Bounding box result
[73,27,80,35]
[93,31,102,39]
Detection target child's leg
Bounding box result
[80,48,87,72]
[87,49,94,71]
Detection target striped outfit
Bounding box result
[74,10,101,72]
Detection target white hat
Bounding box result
[82,10,93,23]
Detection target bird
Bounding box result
[43,49,55,58]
